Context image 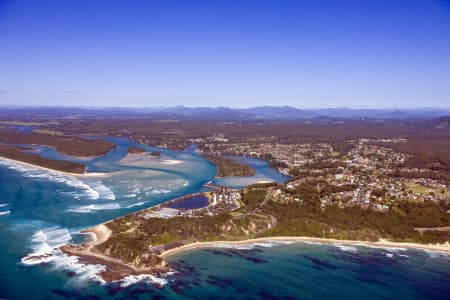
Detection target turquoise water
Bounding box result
[0,138,449,299]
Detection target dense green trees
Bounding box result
[259,197,450,243]
[203,154,255,177]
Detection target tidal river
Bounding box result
[0,137,448,299]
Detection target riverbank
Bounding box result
[0,156,107,177]
[160,236,450,259]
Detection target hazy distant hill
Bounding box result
[435,116,450,130]
[0,105,449,121]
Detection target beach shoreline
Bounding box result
[160,236,450,258]
[69,222,450,282]
[0,156,108,177]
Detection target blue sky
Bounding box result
[0,0,450,108]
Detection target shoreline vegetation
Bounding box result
[203,154,256,177]
[0,145,86,174]
[0,155,107,177]
[0,130,116,174]
[0,131,116,157]
[60,222,450,283]
[58,184,450,282]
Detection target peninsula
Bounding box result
[0,145,87,174]
[60,183,450,282]
[0,128,116,174]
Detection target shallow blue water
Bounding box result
[0,138,449,299]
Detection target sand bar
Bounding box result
[0,156,108,177]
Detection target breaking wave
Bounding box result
[21,227,72,266]
[115,274,168,288]
[0,210,11,216]
[0,159,115,201]
[67,203,121,213]
[332,244,358,253]
[21,227,107,284]
[125,202,145,208]
[87,181,115,200]
[212,240,295,250]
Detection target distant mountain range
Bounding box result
[1,105,449,121]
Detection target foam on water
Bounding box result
[333,244,358,253]
[369,246,408,252]
[0,203,8,207]
[125,201,145,208]
[151,189,171,194]
[212,243,255,250]
[0,210,11,216]
[50,253,107,285]
[20,227,106,284]
[212,240,295,250]
[22,226,166,287]
[424,249,450,258]
[252,241,296,248]
[0,158,116,201]
[21,227,72,266]
[116,274,168,288]
[31,230,47,243]
[123,193,137,198]
[87,181,115,200]
[67,203,121,213]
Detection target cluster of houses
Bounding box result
[266,138,449,212]
[142,190,242,219]
[145,136,448,217]
[200,139,333,171]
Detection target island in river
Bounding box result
[203,154,256,177]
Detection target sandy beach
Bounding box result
[59,221,450,282]
[81,224,111,250]
[118,153,183,167]
[161,159,182,165]
[160,236,450,258]
[62,224,168,281]
[0,156,108,177]
[255,180,274,184]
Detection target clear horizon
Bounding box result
[1,0,450,108]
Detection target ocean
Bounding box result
[0,138,449,299]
